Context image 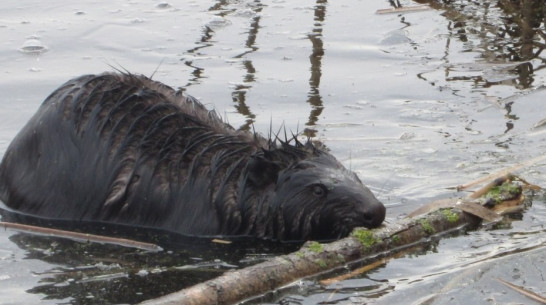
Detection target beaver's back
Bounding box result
[0,73,260,235]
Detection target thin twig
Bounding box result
[0,221,162,252]
[456,154,546,191]
[376,5,431,14]
[468,174,513,199]
[320,258,387,286]
[319,246,418,286]
[497,278,546,304]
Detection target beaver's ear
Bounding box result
[247,156,280,187]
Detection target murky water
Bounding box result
[0,0,545,304]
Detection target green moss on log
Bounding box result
[419,219,435,234]
[317,259,327,269]
[441,209,459,222]
[485,181,522,204]
[351,228,378,249]
[308,241,324,253]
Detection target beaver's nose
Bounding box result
[361,198,386,228]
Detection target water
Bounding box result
[0,0,545,304]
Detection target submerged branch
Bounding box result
[0,221,163,252]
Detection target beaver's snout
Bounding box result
[360,197,386,228]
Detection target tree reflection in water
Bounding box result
[413,0,545,89]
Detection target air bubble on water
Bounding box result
[343,104,364,110]
[19,36,48,54]
[156,2,171,9]
[421,148,437,154]
[207,16,232,29]
[234,9,256,18]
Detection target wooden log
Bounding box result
[139,208,484,305]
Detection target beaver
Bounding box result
[0,72,385,242]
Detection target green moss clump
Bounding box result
[420,219,435,234]
[295,251,305,258]
[317,259,327,269]
[485,186,504,204]
[391,235,400,244]
[506,184,521,195]
[308,241,324,253]
[441,209,459,223]
[485,181,522,204]
[351,228,377,248]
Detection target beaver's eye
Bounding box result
[312,184,327,197]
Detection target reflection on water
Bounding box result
[415,0,545,90]
[182,24,213,86]
[9,233,213,304]
[4,224,299,304]
[231,3,262,131]
[305,0,327,137]
[181,0,329,133]
[183,1,263,131]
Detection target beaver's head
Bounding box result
[245,144,386,242]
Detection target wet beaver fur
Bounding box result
[0,73,385,242]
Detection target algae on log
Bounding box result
[139,208,485,305]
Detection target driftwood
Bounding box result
[139,175,537,305]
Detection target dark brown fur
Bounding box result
[0,73,385,241]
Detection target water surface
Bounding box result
[0,0,545,304]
